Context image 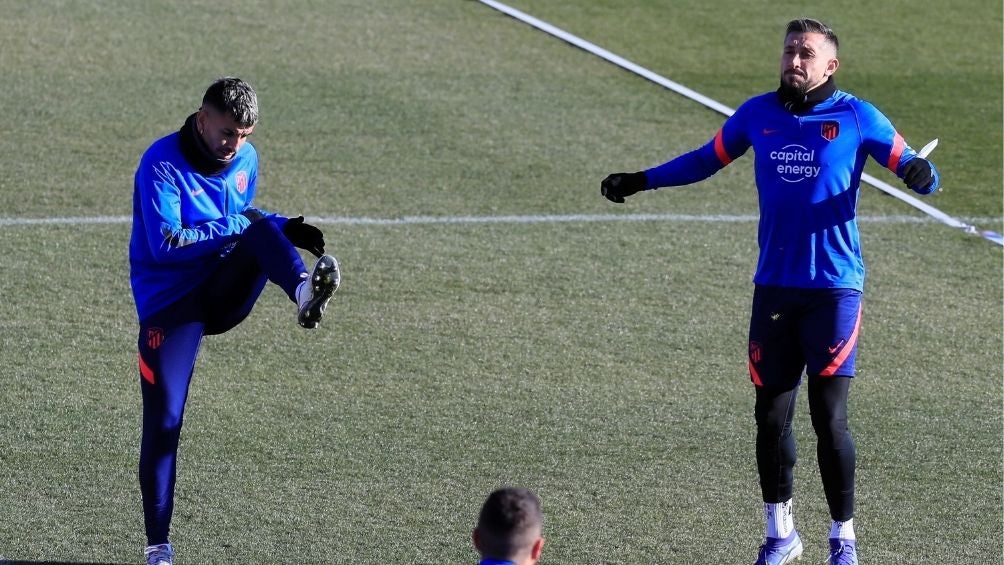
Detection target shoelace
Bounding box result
[817,543,854,565]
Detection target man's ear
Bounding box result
[472,528,481,552]
[825,56,840,77]
[196,106,208,135]
[530,536,545,561]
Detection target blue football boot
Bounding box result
[828,538,857,565]
[754,530,803,564]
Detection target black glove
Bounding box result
[283,216,325,257]
[902,158,935,194]
[241,207,266,223]
[601,172,647,203]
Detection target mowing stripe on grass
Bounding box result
[1,213,997,228]
[475,0,1004,247]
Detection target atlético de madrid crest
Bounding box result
[147,327,165,350]
[820,121,839,141]
[235,170,249,194]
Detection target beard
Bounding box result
[781,72,810,96]
[779,81,807,102]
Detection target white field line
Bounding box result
[1,213,1000,228]
[475,0,1004,247]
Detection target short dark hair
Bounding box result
[475,487,543,560]
[786,18,839,52]
[202,77,258,127]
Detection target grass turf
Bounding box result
[0,0,1000,563]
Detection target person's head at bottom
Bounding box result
[473,487,544,565]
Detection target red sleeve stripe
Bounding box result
[819,305,863,377]
[886,132,905,172]
[748,359,764,387]
[139,353,156,385]
[713,129,733,166]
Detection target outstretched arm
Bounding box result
[601,108,752,203]
[857,100,940,195]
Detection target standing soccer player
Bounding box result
[601,18,939,565]
[130,77,341,565]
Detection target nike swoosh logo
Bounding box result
[762,128,779,135]
[189,188,205,196]
[828,339,846,354]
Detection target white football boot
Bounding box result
[144,543,174,565]
[297,254,341,328]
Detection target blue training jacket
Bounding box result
[643,89,939,291]
[129,131,260,320]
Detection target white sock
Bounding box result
[295,278,309,307]
[764,499,794,538]
[830,518,855,540]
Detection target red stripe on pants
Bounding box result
[138,353,156,385]
[819,305,862,377]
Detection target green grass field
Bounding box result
[0,1,1001,563]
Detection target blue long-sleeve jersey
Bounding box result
[129,131,261,320]
[644,89,939,291]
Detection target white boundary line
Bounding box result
[1,213,998,228]
[476,0,1004,247]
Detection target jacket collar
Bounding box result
[178,112,230,175]
[776,76,837,114]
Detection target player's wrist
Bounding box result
[625,171,648,191]
[240,207,266,223]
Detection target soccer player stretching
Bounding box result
[601,19,939,565]
[129,77,340,565]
